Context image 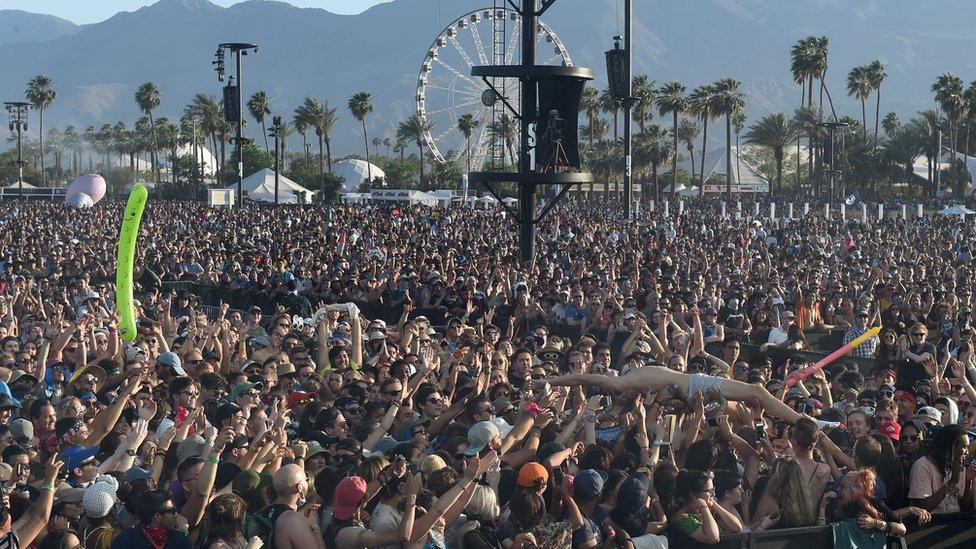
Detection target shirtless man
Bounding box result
[270,463,325,549]
[546,366,803,423]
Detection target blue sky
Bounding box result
[8,0,391,24]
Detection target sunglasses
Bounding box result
[900,435,921,442]
[912,333,926,338]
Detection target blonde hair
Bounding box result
[465,485,500,521]
[357,455,390,483]
[766,458,814,527]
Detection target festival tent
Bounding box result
[672,147,770,193]
[1,181,37,191]
[225,168,315,204]
[333,159,385,192]
[938,204,975,217]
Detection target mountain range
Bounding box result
[3,0,976,156]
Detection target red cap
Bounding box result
[879,420,901,442]
[287,391,317,409]
[333,476,367,520]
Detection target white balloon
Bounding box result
[65,192,94,209]
[67,174,107,204]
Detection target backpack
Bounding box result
[245,504,291,546]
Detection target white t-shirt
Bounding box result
[767,327,789,345]
[908,456,966,514]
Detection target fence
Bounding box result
[652,199,941,221]
[667,511,976,548]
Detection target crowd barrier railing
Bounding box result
[666,513,972,549]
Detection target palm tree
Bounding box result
[489,114,518,167]
[371,137,382,158]
[185,94,224,181]
[48,127,64,179]
[348,92,374,183]
[580,85,600,146]
[677,117,699,184]
[688,84,717,197]
[599,88,621,140]
[457,114,479,173]
[732,110,746,184]
[656,81,686,200]
[398,114,435,186]
[383,138,391,157]
[84,125,96,171]
[295,97,339,181]
[932,73,964,196]
[745,114,798,196]
[866,60,887,146]
[394,138,407,160]
[811,36,837,119]
[135,82,161,185]
[793,106,824,194]
[634,125,670,202]
[25,75,56,185]
[293,115,310,161]
[913,109,941,190]
[247,90,272,155]
[156,117,180,185]
[632,75,656,132]
[713,78,745,199]
[846,66,872,139]
[63,125,80,178]
[882,112,900,136]
[884,125,924,191]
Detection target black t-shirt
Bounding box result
[897,342,937,387]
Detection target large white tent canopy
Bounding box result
[333,159,385,192]
[224,168,315,204]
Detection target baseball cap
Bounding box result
[9,418,32,443]
[83,476,119,519]
[333,476,368,521]
[156,352,187,376]
[916,406,942,422]
[517,462,549,488]
[306,441,327,460]
[574,469,608,498]
[232,470,272,499]
[231,381,263,400]
[212,402,243,427]
[61,444,99,470]
[176,435,208,465]
[878,420,901,442]
[465,421,500,456]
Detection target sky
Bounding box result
[4,0,391,24]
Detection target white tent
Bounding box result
[673,147,769,193]
[1,181,37,190]
[225,168,315,204]
[938,204,976,217]
[502,197,518,206]
[333,159,385,192]
[176,144,219,175]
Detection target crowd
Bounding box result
[0,198,974,548]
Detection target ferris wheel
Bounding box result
[416,7,573,170]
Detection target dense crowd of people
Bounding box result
[0,198,975,548]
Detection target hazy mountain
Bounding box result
[0,10,79,46]
[2,0,976,156]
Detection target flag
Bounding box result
[844,191,861,207]
[336,232,347,255]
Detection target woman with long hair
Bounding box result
[869,433,907,510]
[205,494,262,549]
[667,470,734,544]
[908,424,973,513]
[752,458,815,532]
[820,469,906,536]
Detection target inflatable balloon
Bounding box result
[65,192,94,209]
[116,185,148,343]
[66,174,107,204]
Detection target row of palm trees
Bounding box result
[11,75,389,192]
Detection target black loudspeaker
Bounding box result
[536,77,585,170]
[823,136,833,166]
[605,47,628,101]
[223,84,240,122]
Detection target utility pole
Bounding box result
[935,129,942,196]
[4,102,30,200]
[622,0,633,220]
[518,0,538,264]
[271,115,281,204]
[215,42,258,207]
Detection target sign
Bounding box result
[702,183,768,194]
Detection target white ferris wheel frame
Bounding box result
[415,7,573,168]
